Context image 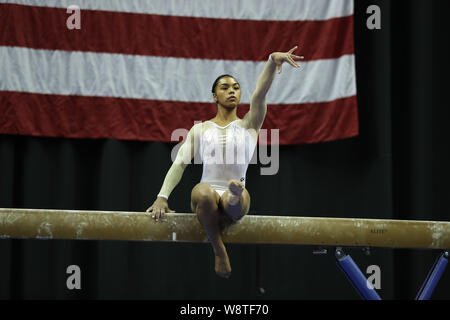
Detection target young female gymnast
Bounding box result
[146,46,303,278]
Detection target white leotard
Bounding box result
[157,119,258,200]
[199,120,257,196]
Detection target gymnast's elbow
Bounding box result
[172,158,190,171]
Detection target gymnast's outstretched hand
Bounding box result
[270,45,304,74]
[146,197,175,222]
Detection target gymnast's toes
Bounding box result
[215,255,232,279]
[227,179,244,196]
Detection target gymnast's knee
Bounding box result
[191,183,218,212]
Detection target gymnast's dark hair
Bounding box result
[211,74,239,93]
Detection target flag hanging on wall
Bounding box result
[0,0,358,145]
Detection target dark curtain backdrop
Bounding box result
[0,0,449,299]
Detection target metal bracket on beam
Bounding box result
[312,247,328,255]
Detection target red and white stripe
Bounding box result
[0,1,358,144]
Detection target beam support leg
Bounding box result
[335,247,382,300]
[415,251,449,300]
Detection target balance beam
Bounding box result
[0,208,449,249]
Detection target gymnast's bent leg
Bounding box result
[219,180,251,224]
[191,182,231,278]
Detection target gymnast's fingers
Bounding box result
[152,207,160,221]
[292,54,304,60]
[288,45,298,54]
[155,208,162,221]
[146,205,153,213]
[287,55,299,68]
[156,208,164,221]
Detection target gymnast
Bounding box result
[146,46,303,278]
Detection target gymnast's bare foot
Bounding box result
[215,254,231,278]
[227,179,244,204]
[214,243,232,278]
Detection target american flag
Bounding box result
[0,0,358,145]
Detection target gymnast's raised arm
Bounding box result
[145,123,199,221]
[242,46,304,131]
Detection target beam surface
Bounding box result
[0,208,449,249]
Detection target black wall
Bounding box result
[0,0,449,299]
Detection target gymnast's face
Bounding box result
[213,77,241,108]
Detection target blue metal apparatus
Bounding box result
[335,247,382,300]
[415,251,449,300]
[329,247,449,300]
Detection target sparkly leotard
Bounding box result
[199,120,257,196]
